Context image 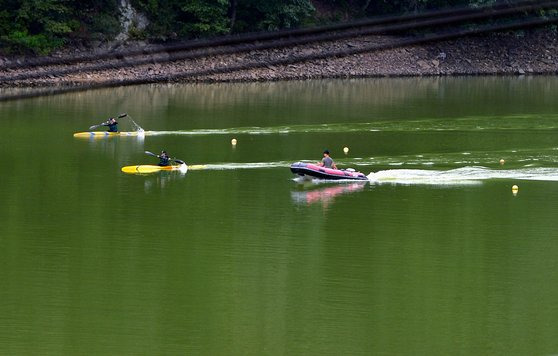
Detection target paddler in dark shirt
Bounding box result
[157,150,171,166]
[318,149,337,169]
[103,117,118,132]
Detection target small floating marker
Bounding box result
[499,159,505,165]
[231,138,237,146]
[512,185,519,196]
[343,146,349,154]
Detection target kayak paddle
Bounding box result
[88,123,105,130]
[145,150,185,165]
[88,113,127,130]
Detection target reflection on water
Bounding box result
[139,170,189,192]
[291,182,367,206]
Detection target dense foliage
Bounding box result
[0,0,541,55]
[129,0,316,38]
[0,0,123,54]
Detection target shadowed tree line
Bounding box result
[0,0,532,55]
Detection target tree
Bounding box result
[132,0,230,39]
[228,0,238,33]
[0,0,77,54]
[233,0,315,32]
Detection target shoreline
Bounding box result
[1,30,557,88]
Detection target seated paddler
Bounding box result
[103,117,118,132]
[157,150,171,166]
[318,149,337,169]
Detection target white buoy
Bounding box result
[231,138,237,146]
[512,185,519,196]
[343,146,349,154]
[499,159,505,165]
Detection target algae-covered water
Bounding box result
[1,77,558,355]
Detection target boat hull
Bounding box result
[121,164,206,174]
[121,164,184,174]
[290,162,368,181]
[73,131,147,138]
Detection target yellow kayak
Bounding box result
[121,164,206,174]
[73,131,149,138]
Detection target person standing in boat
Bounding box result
[157,150,171,166]
[103,117,118,132]
[318,149,337,169]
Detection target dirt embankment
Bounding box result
[1,30,557,88]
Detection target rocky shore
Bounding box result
[198,30,558,82]
[1,30,557,88]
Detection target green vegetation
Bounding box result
[0,0,121,54]
[0,0,544,55]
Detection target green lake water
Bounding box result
[1,77,558,355]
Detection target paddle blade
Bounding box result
[144,151,158,157]
[118,113,127,118]
[174,159,185,165]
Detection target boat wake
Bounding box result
[187,160,558,186]
[202,162,558,185]
[135,114,558,136]
[337,147,558,168]
[368,166,558,185]
[199,161,291,170]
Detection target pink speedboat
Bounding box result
[290,162,368,181]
